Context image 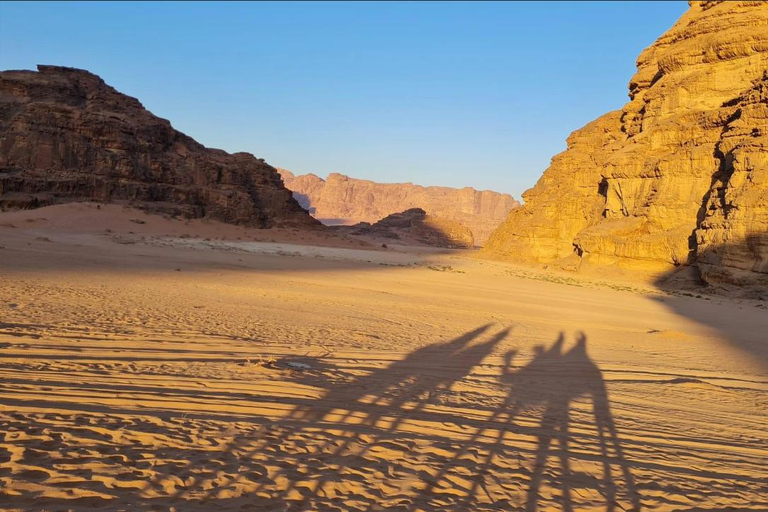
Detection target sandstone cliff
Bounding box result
[278,169,519,246]
[0,65,316,228]
[696,71,768,286]
[484,1,768,286]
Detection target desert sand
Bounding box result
[1,204,766,511]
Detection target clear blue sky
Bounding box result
[0,1,687,199]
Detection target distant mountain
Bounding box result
[0,65,316,228]
[278,169,519,246]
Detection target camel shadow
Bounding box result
[196,328,640,511]
[423,331,640,511]
[244,329,640,511]
[187,323,510,510]
[514,332,640,512]
[1,326,640,511]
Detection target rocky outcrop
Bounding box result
[482,112,624,267]
[0,65,317,228]
[696,71,768,286]
[484,1,768,285]
[276,169,325,214]
[333,208,475,248]
[278,169,519,246]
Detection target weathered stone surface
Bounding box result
[278,169,519,246]
[333,208,474,249]
[0,65,317,228]
[484,1,768,285]
[696,71,768,285]
[484,112,623,267]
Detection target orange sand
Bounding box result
[1,204,766,511]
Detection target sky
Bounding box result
[0,1,688,199]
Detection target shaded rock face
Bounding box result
[0,65,317,228]
[334,207,474,249]
[696,71,768,286]
[278,169,519,246]
[484,1,768,285]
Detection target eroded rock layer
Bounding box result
[0,65,316,228]
[484,1,768,285]
[279,169,519,246]
[697,71,768,285]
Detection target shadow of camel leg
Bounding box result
[556,413,574,512]
[525,409,557,512]
[594,408,617,512]
[424,401,520,507]
[468,403,528,503]
[604,412,641,510]
[594,389,641,512]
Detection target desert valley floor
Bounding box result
[0,204,766,512]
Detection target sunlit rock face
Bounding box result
[484,1,768,284]
[484,112,624,267]
[278,169,519,246]
[0,65,317,228]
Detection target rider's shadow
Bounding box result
[510,332,641,512]
[429,332,641,511]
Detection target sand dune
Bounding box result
[1,204,766,511]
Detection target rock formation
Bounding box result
[484,1,768,286]
[0,65,317,228]
[278,169,519,246]
[333,208,474,249]
[696,71,768,286]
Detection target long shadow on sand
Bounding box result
[516,333,640,512]
[0,327,641,511]
[189,323,509,510]
[167,328,640,511]
[420,332,641,512]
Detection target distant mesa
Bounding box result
[278,168,519,246]
[333,207,475,249]
[483,1,768,287]
[0,65,317,228]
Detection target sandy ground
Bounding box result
[0,204,766,511]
